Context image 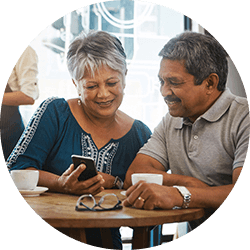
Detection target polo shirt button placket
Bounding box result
[194,135,199,140]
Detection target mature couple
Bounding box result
[7,30,249,249]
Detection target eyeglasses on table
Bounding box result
[75,193,122,212]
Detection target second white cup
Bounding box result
[131,173,163,185]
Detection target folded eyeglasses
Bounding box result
[75,193,122,212]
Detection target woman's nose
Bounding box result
[97,86,109,98]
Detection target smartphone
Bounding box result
[71,155,98,181]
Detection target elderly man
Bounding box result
[123,32,249,229]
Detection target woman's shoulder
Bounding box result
[40,97,68,109]
[117,110,151,134]
[133,119,149,128]
[116,110,134,132]
[133,119,152,135]
[37,97,70,119]
[120,119,151,146]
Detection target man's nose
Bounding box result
[160,82,173,97]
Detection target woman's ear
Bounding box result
[122,70,127,90]
[72,79,82,97]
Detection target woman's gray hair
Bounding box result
[67,30,127,81]
[159,32,228,91]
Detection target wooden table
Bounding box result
[24,189,204,249]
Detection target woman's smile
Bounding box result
[95,99,114,107]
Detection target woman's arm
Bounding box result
[27,164,105,196]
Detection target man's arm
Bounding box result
[124,153,209,189]
[180,144,244,207]
[184,167,241,208]
[123,167,242,210]
[124,154,165,189]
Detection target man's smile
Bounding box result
[164,96,181,106]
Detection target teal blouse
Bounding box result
[7,97,152,182]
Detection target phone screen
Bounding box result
[71,155,98,181]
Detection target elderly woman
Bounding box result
[7,31,151,249]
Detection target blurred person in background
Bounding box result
[1,46,39,160]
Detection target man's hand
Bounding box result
[57,164,105,195]
[123,181,183,210]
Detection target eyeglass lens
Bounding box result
[99,194,120,209]
[80,195,96,208]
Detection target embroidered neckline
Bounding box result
[81,133,119,174]
[66,100,136,143]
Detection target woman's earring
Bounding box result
[78,98,81,106]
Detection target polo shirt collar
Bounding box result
[174,88,236,129]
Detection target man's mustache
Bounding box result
[164,95,181,103]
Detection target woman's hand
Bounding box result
[57,164,105,195]
[98,172,116,189]
[123,181,183,210]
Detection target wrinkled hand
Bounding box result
[98,172,116,189]
[123,181,182,210]
[57,164,105,195]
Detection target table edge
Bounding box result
[43,208,205,228]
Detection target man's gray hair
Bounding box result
[67,30,127,81]
[159,32,228,91]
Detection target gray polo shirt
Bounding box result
[139,89,250,186]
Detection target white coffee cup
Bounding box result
[131,173,163,185]
[10,170,39,190]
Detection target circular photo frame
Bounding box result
[0,0,250,249]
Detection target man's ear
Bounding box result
[205,73,219,93]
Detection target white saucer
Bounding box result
[19,187,48,197]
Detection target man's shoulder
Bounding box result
[229,95,249,117]
[233,95,248,106]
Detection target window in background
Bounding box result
[21,1,198,131]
